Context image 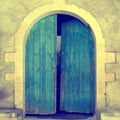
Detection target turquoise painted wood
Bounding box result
[60,19,95,113]
[25,15,57,114]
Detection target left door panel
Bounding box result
[25,15,57,115]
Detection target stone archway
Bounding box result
[14,0,105,113]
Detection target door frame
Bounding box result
[14,1,105,115]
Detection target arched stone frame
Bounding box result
[14,1,105,113]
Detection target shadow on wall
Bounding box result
[0,81,14,101]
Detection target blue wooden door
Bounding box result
[25,15,57,114]
[60,19,95,113]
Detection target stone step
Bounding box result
[0,109,23,120]
[101,109,120,120]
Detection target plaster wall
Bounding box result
[0,0,120,111]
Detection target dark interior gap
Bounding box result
[56,14,75,112]
[57,14,75,35]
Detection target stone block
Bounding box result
[11,113,16,118]
[105,73,115,81]
[15,83,24,109]
[0,118,11,120]
[101,110,120,120]
[106,81,120,109]
[0,109,23,120]
[5,73,15,81]
[0,113,10,117]
[105,52,116,63]
[116,52,120,63]
[101,113,120,120]
[5,53,15,62]
[10,118,18,120]
[105,63,120,73]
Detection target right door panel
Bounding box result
[60,19,95,113]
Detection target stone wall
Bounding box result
[0,0,120,111]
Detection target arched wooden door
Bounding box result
[25,14,57,114]
[60,19,95,113]
[25,14,95,115]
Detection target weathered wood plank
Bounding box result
[25,14,57,114]
[60,19,95,113]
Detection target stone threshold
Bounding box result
[24,112,95,120]
[0,109,96,120]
